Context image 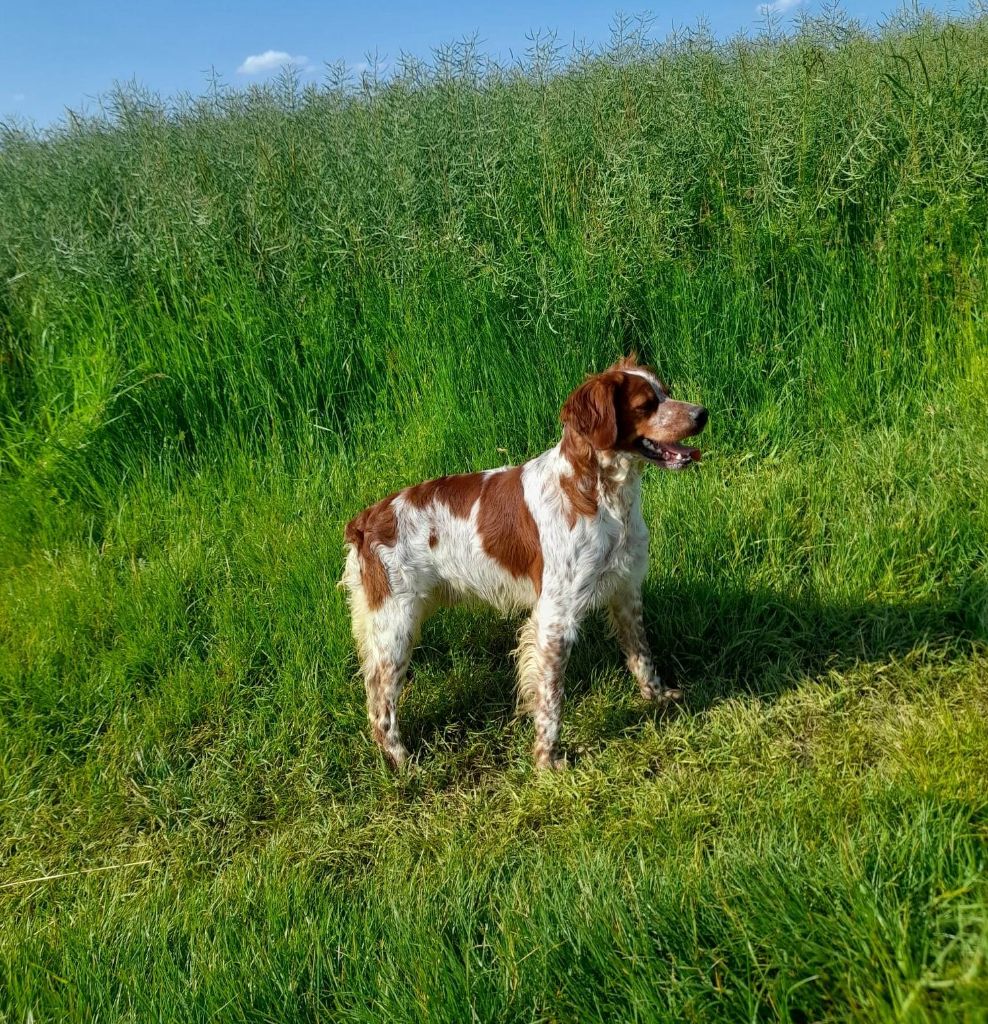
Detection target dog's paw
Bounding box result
[381,743,410,770]
[641,681,683,704]
[535,751,567,771]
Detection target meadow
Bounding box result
[1,7,987,1020]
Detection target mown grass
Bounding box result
[1,7,987,1021]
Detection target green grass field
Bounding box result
[2,8,987,1020]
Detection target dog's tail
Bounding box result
[339,539,361,590]
[339,541,372,668]
[338,515,364,586]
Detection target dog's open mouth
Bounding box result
[637,438,701,469]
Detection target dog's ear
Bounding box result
[561,373,619,449]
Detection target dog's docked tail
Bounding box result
[338,518,363,591]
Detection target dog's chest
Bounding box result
[592,486,648,580]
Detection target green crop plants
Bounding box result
[1,8,986,1021]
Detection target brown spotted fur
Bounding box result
[404,472,485,518]
[478,466,544,595]
[343,495,399,610]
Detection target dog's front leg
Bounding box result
[516,602,581,770]
[607,584,682,703]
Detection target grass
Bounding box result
[1,6,988,1020]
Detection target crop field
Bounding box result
[1,8,987,1021]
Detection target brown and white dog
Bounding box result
[342,357,708,769]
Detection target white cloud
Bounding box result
[236,50,311,75]
[757,0,802,13]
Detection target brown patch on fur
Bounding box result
[559,427,600,526]
[560,372,621,450]
[344,494,399,610]
[609,364,704,449]
[616,373,701,449]
[558,358,706,522]
[559,369,632,526]
[477,467,543,594]
[614,373,661,446]
[561,358,704,468]
[428,530,439,549]
[404,472,485,518]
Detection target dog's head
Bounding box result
[560,356,707,470]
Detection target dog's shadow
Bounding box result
[399,580,984,758]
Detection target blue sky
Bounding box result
[3,0,960,127]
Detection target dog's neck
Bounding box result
[596,449,643,520]
[558,427,643,523]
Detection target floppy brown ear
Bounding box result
[561,374,619,449]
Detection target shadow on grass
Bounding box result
[645,579,983,701]
[397,580,984,758]
[399,615,520,756]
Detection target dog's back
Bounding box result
[342,463,545,620]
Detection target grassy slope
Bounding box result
[1,10,987,1021]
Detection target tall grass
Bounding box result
[1,8,987,1021]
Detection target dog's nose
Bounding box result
[692,406,709,429]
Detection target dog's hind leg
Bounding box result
[358,596,423,768]
[342,546,421,768]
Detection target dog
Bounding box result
[341,356,708,769]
